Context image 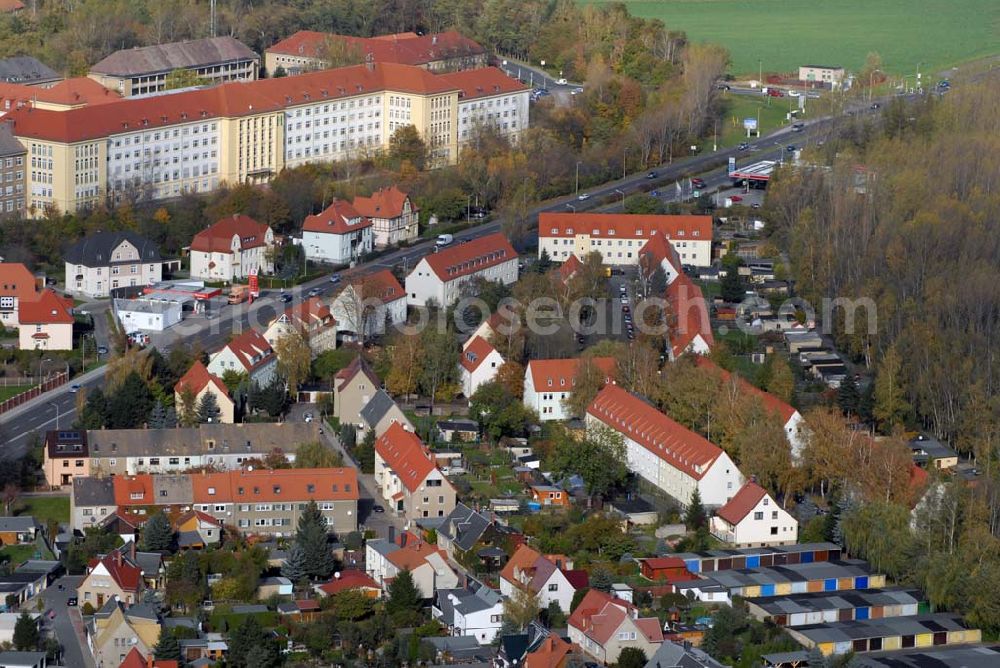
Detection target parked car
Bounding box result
[307,288,321,297]
[373,505,385,514]
[303,412,314,423]
[786,145,797,153]
[730,195,743,202]
[556,78,567,85]
[97,345,109,355]
[67,597,77,607]
[788,90,800,97]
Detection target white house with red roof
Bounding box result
[586,384,744,508]
[459,335,503,397]
[0,262,40,328]
[174,360,235,423]
[264,296,337,357]
[77,550,144,608]
[695,356,806,459]
[330,268,406,339]
[405,232,518,307]
[567,589,663,664]
[666,272,714,359]
[302,199,374,265]
[710,480,798,547]
[538,212,712,267]
[17,288,74,350]
[189,214,275,282]
[437,67,530,145]
[206,329,278,387]
[499,545,588,614]
[351,186,419,248]
[374,422,456,521]
[365,531,459,599]
[523,357,617,421]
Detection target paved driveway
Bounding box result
[40,575,94,668]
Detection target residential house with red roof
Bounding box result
[17,288,74,350]
[523,357,617,421]
[525,635,577,668]
[302,199,373,265]
[351,186,419,248]
[665,272,714,359]
[499,545,587,614]
[264,296,337,357]
[189,214,275,282]
[586,384,744,508]
[710,480,798,548]
[694,356,806,459]
[173,509,222,549]
[405,232,518,307]
[438,67,530,145]
[0,262,41,328]
[77,550,144,608]
[638,557,691,582]
[538,212,712,267]
[329,268,406,340]
[264,30,487,75]
[374,422,456,521]
[332,355,380,424]
[567,589,663,664]
[119,647,179,668]
[206,329,277,387]
[459,335,503,397]
[315,569,382,599]
[365,530,459,599]
[174,360,235,423]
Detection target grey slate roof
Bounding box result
[64,231,161,268]
[438,503,491,552]
[434,584,502,625]
[0,651,48,668]
[90,36,258,77]
[0,516,39,532]
[125,602,160,621]
[750,588,921,619]
[73,476,115,506]
[360,389,398,428]
[0,56,59,85]
[851,646,1000,668]
[0,124,25,158]
[86,422,322,459]
[644,640,727,668]
[791,613,970,644]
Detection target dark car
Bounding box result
[738,142,750,151]
[280,293,293,303]
[372,505,385,514]
[97,345,109,355]
[67,597,77,606]
[786,145,797,152]
[646,171,658,179]
[870,102,881,110]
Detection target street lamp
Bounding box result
[622,147,628,180]
[466,195,471,224]
[868,68,882,103]
[575,161,582,195]
[565,203,576,212]
[614,188,625,208]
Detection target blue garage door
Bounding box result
[824,578,838,591]
[746,555,761,569]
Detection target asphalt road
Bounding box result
[40,575,94,668]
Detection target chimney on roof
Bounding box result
[388,525,395,543]
[129,540,136,561]
[432,35,438,45]
[365,52,375,72]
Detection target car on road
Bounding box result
[767,88,784,97]
[751,203,761,209]
[307,288,321,297]
[738,142,750,151]
[329,274,342,284]
[730,195,743,203]
[788,90,800,97]
[97,345,108,355]
[303,412,314,423]
[556,78,567,85]
[792,122,805,132]
[373,505,385,513]
[870,102,881,110]
[573,87,583,94]
[280,293,293,303]
[67,597,77,606]
[716,83,730,90]
[650,190,660,197]
[691,177,706,189]
[577,193,590,201]
[786,145,797,153]
[69,384,81,393]
[646,171,658,179]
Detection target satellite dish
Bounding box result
[247,465,254,472]
[334,572,341,579]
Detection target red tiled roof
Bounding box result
[638,231,683,275]
[568,589,663,646]
[174,360,229,398]
[279,296,335,331]
[715,480,768,525]
[334,355,380,391]
[526,357,616,391]
[0,262,37,300]
[343,268,405,304]
[0,77,120,110]
[557,253,581,283]
[113,475,154,506]
[421,232,517,283]
[7,62,460,143]
[87,551,143,593]
[17,288,74,324]
[191,214,271,253]
[0,0,24,13]
[267,30,485,67]
[219,329,274,373]
[351,186,415,220]
[437,66,528,100]
[641,557,687,571]
[587,384,722,480]
[317,569,381,596]
[539,212,712,241]
[302,199,371,235]
[118,647,179,668]
[386,539,444,571]
[694,356,797,424]
[460,336,499,373]
[562,569,589,590]
[525,636,574,668]
[190,468,359,504]
[374,423,436,493]
[666,272,714,357]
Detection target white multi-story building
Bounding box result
[189,214,274,282]
[523,357,617,421]
[405,232,517,307]
[459,336,503,398]
[586,384,744,508]
[437,67,530,145]
[329,268,407,340]
[538,212,713,267]
[282,93,384,168]
[63,231,162,298]
[206,329,278,387]
[302,199,374,265]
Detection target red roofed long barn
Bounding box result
[374,423,457,521]
[405,232,518,307]
[538,212,712,267]
[586,384,744,508]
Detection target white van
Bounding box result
[436,234,454,247]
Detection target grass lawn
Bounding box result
[0,544,37,567]
[0,384,33,402]
[590,0,998,76]
[715,94,793,147]
[15,496,71,526]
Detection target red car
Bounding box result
[730,195,743,202]
[767,88,784,97]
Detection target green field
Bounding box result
[592,0,998,76]
[716,94,791,147]
[0,384,33,402]
[15,496,71,526]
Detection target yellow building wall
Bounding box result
[743,586,760,598]
[882,636,901,651]
[775,582,792,596]
[388,90,458,166]
[21,138,106,215]
[219,110,284,185]
[817,642,834,656]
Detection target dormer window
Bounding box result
[273,486,281,494]
[208,487,216,495]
